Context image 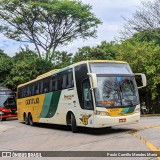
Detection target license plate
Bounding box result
[119,118,126,123]
[0,111,4,115]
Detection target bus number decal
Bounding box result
[80,115,91,125]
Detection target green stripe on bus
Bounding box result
[45,90,61,118]
[39,93,53,118]
[122,107,135,114]
[127,106,135,113]
[121,107,129,114]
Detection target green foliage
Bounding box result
[132,29,160,44]
[73,41,117,63]
[51,51,73,69]
[1,47,73,89]
[6,48,54,89]
[0,49,13,86]
[0,0,101,61]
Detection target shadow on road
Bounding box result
[1,117,18,121]
[21,122,134,135]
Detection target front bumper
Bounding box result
[0,109,17,119]
[0,113,17,119]
[93,112,140,128]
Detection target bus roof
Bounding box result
[18,69,60,87]
[17,60,127,88]
[71,60,127,66]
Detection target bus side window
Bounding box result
[55,79,58,90]
[34,82,39,95]
[62,69,74,89]
[27,85,32,96]
[51,75,58,92]
[82,78,93,110]
[18,88,22,98]
[22,87,26,98]
[43,78,50,93]
[67,71,74,88]
[40,80,43,94]
[62,74,67,89]
[58,74,63,90]
[75,64,90,109]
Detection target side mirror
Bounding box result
[134,73,147,89]
[87,73,98,89]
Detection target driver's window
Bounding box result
[82,78,93,110]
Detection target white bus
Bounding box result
[17,60,146,132]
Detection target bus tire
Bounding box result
[2,118,6,121]
[28,113,34,126]
[24,115,29,125]
[71,114,77,133]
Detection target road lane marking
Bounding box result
[135,126,160,130]
[127,126,160,160]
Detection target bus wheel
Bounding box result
[24,115,29,125]
[2,118,6,121]
[28,113,34,126]
[71,114,77,133]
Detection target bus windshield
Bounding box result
[94,76,139,108]
[0,95,16,108]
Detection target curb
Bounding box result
[141,114,160,117]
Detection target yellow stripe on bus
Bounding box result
[17,94,45,122]
[107,108,123,116]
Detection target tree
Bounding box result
[0,0,101,61]
[6,48,54,89]
[13,46,38,61]
[51,51,72,68]
[73,41,117,63]
[4,47,73,89]
[121,0,160,40]
[129,30,160,45]
[0,49,13,86]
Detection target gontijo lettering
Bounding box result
[25,98,39,105]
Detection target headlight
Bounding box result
[96,111,109,116]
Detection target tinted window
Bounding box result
[26,85,32,97]
[33,82,39,95]
[22,87,27,98]
[18,69,74,98]
[51,75,58,91]
[18,88,22,99]
[82,78,93,110]
[62,69,74,89]
[18,86,27,98]
[75,64,92,109]
[57,73,63,90]
[40,78,51,93]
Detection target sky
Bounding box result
[0,0,144,57]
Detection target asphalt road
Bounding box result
[0,116,160,160]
